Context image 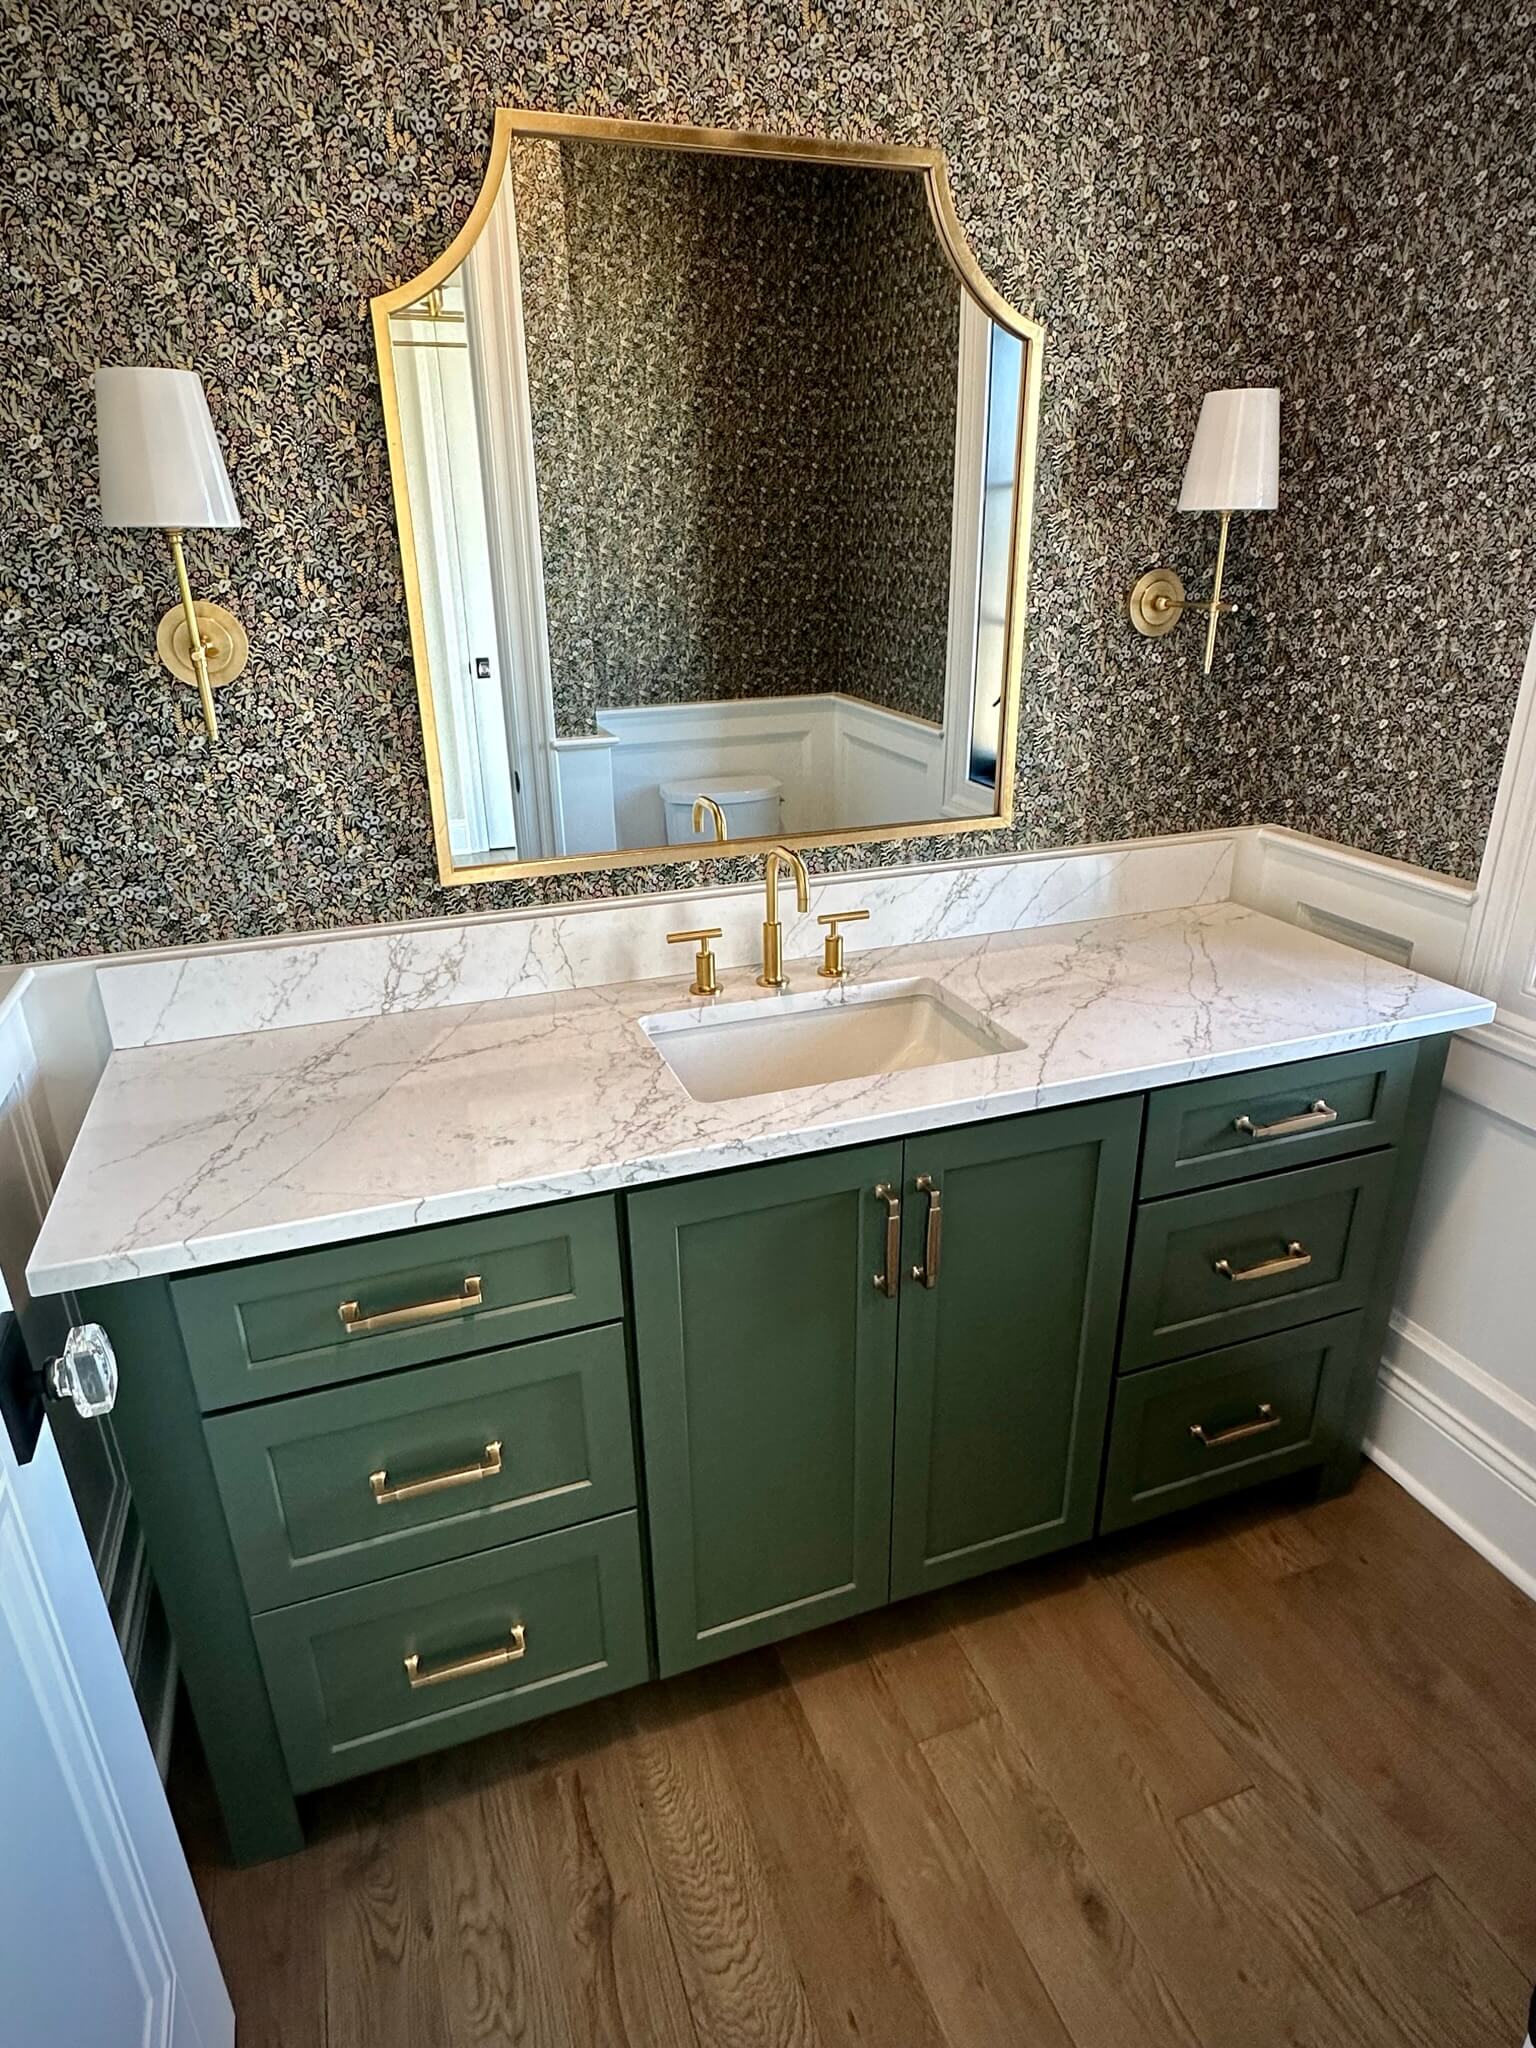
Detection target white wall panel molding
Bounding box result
[1228,824,1477,982]
[1369,1312,1536,1601]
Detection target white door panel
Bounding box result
[0,1405,232,2048]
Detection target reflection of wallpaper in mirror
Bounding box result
[506,142,959,739]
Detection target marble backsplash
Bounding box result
[98,835,1234,1048]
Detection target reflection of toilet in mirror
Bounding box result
[661,776,783,845]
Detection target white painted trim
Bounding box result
[1228,824,1477,982]
[1367,1312,1536,1602]
[1460,620,1536,998]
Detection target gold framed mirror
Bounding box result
[372,112,1043,885]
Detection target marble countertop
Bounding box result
[27,901,1494,1295]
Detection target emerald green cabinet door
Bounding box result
[890,1099,1141,1598]
[627,1143,903,1676]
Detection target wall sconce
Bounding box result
[1128,387,1279,673]
[93,367,248,741]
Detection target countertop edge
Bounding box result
[33,1003,1493,1299]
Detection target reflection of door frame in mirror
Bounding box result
[371,110,1045,887]
[460,183,560,858]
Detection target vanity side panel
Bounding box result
[77,1275,303,1865]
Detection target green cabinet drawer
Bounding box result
[172,1197,623,1411]
[1122,1151,1396,1369]
[1140,1043,1418,1198]
[253,1511,650,1791]
[206,1325,636,1611]
[1098,1314,1363,1532]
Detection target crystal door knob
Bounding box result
[46,1324,119,1420]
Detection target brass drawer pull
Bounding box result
[1233,1098,1337,1141]
[370,1440,503,1507]
[873,1183,901,1297]
[338,1274,483,1336]
[1214,1240,1311,1284]
[1190,1402,1282,1449]
[911,1174,943,1288]
[404,1622,526,1690]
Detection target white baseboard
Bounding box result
[1366,1313,1536,1602]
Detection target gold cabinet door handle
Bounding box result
[1190,1402,1283,1449]
[1233,1098,1337,1140]
[911,1173,942,1288]
[403,1623,526,1690]
[1213,1240,1311,1283]
[338,1274,483,1336]
[873,1183,901,1297]
[370,1440,503,1507]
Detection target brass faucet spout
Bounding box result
[758,845,812,988]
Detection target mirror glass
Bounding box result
[376,118,1040,882]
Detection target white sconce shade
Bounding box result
[94,367,242,530]
[1178,387,1279,514]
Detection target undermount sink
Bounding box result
[640,978,1021,1104]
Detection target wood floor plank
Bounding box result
[1282,1544,1536,1836]
[418,1733,576,2048]
[1230,1501,1332,1581]
[621,1676,823,2048]
[514,1700,702,2048]
[780,1625,1076,2048]
[951,1571,1388,2048]
[1303,1471,1536,1733]
[321,1761,452,2048]
[1119,1527,1536,1963]
[857,1602,996,1743]
[922,1711,1201,2048]
[204,1845,327,2048]
[943,1556,1250,1820]
[1178,1790,1450,2048]
[706,1652,950,2048]
[1358,1876,1533,2048]
[1102,1547,1429,1909]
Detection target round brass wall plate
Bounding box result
[155,601,250,689]
[1128,567,1186,639]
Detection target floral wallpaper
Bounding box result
[1,0,1532,963]
[514,143,957,735]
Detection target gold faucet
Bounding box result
[692,795,727,844]
[758,845,811,988]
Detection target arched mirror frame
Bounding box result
[372,110,1045,887]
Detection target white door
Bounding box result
[0,1309,233,2048]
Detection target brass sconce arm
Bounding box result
[1127,511,1239,675]
[166,529,220,740]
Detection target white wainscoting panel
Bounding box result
[1228,824,1477,982]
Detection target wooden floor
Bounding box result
[175,1468,1536,2048]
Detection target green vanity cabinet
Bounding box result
[627,1099,1142,1670]
[74,1036,1451,1862]
[889,1098,1140,1597]
[627,1143,905,1675]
